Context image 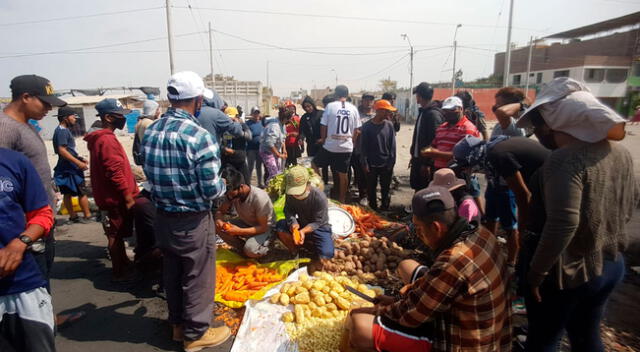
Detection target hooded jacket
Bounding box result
[300,96,323,153]
[84,129,139,209]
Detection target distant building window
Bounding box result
[553,70,570,78]
[605,68,628,83]
[536,72,543,84]
[512,74,522,85]
[584,68,605,83]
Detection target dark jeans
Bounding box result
[366,166,393,209]
[133,191,156,261]
[154,211,216,341]
[286,145,301,166]
[350,152,367,198]
[524,257,625,352]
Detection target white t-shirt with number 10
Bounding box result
[320,100,361,153]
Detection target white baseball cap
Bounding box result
[166,71,214,100]
[441,96,463,110]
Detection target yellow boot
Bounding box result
[183,326,231,352]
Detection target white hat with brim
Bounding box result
[167,71,214,100]
[517,77,626,142]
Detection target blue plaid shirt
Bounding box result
[141,107,225,212]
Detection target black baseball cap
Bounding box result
[335,85,349,98]
[10,75,67,107]
[412,186,455,218]
[56,106,80,122]
[95,98,131,117]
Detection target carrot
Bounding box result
[293,228,303,245]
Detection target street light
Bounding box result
[452,24,462,95]
[401,34,414,122]
[330,69,338,87]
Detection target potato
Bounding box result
[332,310,343,318]
[309,289,322,298]
[324,294,333,303]
[313,279,327,291]
[378,254,387,263]
[321,285,332,294]
[270,293,281,304]
[308,301,318,310]
[335,297,351,310]
[331,283,345,293]
[280,293,290,306]
[376,261,385,272]
[321,310,334,319]
[355,261,363,270]
[356,269,364,276]
[352,243,361,252]
[357,284,369,292]
[313,271,323,278]
[295,286,308,295]
[360,240,370,248]
[325,302,338,311]
[286,285,296,297]
[293,292,310,304]
[299,273,310,282]
[294,304,305,323]
[280,283,290,294]
[302,280,314,290]
[363,264,372,273]
[282,311,294,322]
[314,295,326,306]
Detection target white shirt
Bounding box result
[321,100,361,153]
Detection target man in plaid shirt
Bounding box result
[141,71,230,351]
[347,186,511,351]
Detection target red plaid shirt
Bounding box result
[432,116,480,168]
[379,227,512,351]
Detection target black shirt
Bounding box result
[410,104,443,159]
[486,137,550,183]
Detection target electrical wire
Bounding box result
[0,7,163,27]
[175,6,543,31]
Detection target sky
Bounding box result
[0,0,638,98]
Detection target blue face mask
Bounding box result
[194,97,203,118]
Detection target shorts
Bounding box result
[0,287,55,352]
[59,181,89,196]
[313,147,351,174]
[275,219,334,259]
[485,185,518,230]
[372,315,433,352]
[410,265,429,283]
[101,205,134,238]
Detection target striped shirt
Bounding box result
[432,116,480,168]
[141,107,225,213]
[379,227,512,351]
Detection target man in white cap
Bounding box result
[421,96,480,170]
[141,71,230,350]
[132,99,160,165]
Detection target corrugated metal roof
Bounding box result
[60,94,139,106]
[545,12,640,39]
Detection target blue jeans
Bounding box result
[524,257,625,352]
[275,220,334,259]
[485,184,517,230]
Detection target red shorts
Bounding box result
[372,315,432,352]
[102,206,134,238]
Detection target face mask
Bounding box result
[293,189,310,200]
[444,111,460,124]
[113,117,127,130]
[194,97,203,118]
[537,130,558,150]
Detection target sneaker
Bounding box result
[77,217,93,224]
[173,324,184,342]
[183,326,231,352]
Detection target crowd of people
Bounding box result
[0,71,637,352]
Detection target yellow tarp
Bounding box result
[215,248,309,308]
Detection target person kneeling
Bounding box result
[216,168,275,258]
[276,166,334,272]
[346,186,511,352]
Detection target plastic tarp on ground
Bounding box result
[230,267,309,352]
[215,248,309,308]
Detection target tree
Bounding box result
[379,77,397,92]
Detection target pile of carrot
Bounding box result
[340,204,390,236]
[216,263,283,302]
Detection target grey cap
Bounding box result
[142,100,160,117]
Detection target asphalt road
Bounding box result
[51,122,640,351]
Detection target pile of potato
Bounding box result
[324,237,411,278]
[268,271,379,352]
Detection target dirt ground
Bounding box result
[50,122,640,351]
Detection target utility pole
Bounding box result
[401,34,414,122]
[331,69,338,86]
[524,36,534,96]
[165,0,175,74]
[502,0,514,87]
[208,22,215,88]
[451,24,462,95]
[266,60,270,88]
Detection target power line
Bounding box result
[0,7,163,27]
[175,6,544,32]
[0,31,206,59]
[211,28,407,56]
[346,54,410,82]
